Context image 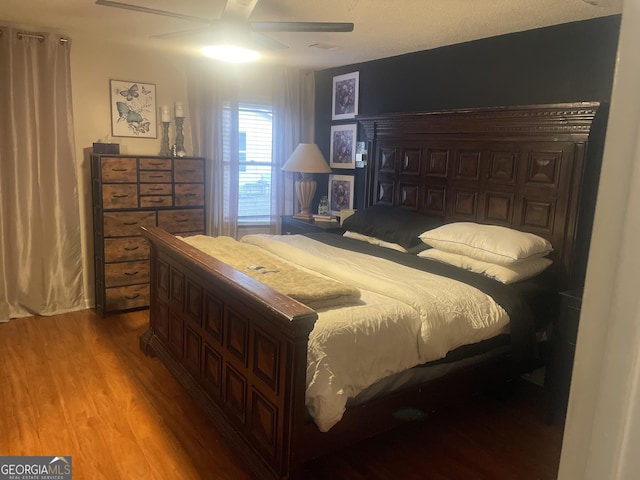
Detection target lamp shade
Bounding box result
[281,143,332,173]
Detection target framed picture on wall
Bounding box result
[329,124,357,169]
[331,71,359,120]
[328,174,354,215]
[110,79,157,138]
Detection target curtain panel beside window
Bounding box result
[0,26,85,322]
[187,62,315,236]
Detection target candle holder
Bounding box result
[174,117,187,157]
[159,121,171,156]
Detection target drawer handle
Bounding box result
[124,246,139,251]
[112,194,129,198]
[125,294,140,300]
[111,168,128,172]
[149,174,164,178]
[125,271,139,276]
[123,222,139,226]
[149,188,164,191]
[149,199,166,204]
[176,218,189,223]
[150,162,164,166]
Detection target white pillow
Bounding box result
[419,222,553,265]
[343,230,409,253]
[418,248,552,284]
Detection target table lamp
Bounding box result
[281,143,332,220]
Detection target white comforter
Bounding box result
[241,234,509,432]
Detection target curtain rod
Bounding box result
[15,31,69,45]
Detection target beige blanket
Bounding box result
[179,235,361,309]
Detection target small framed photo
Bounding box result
[332,71,359,120]
[328,174,354,215]
[110,79,157,138]
[330,124,357,169]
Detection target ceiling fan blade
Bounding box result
[153,22,263,49]
[95,0,212,24]
[223,0,261,21]
[250,21,354,33]
[151,26,217,40]
[250,31,288,50]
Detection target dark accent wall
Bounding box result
[313,15,620,287]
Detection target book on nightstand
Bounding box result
[312,214,338,222]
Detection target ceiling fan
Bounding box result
[94,0,355,50]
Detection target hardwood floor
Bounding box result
[0,309,564,479]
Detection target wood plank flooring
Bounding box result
[0,309,564,479]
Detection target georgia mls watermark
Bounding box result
[0,456,72,480]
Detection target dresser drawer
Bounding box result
[175,184,204,207]
[105,260,150,287]
[104,211,156,237]
[140,171,172,183]
[158,209,204,233]
[103,184,139,209]
[105,284,149,311]
[140,196,173,208]
[175,159,204,183]
[104,237,149,262]
[139,158,172,170]
[140,183,172,195]
[101,157,137,182]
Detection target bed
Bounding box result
[139,102,600,479]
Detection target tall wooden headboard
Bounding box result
[357,102,600,289]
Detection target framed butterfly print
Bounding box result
[110,79,157,138]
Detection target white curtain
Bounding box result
[0,26,84,322]
[187,62,315,236]
[271,68,315,233]
[187,62,240,238]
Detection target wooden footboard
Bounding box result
[139,226,317,479]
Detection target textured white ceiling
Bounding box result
[0,0,622,69]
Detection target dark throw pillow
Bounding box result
[342,204,443,249]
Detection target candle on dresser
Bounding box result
[175,101,184,118]
[161,105,170,122]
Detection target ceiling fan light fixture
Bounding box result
[201,44,260,63]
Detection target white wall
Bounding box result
[69,35,195,304]
[559,0,640,478]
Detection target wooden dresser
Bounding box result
[91,154,206,314]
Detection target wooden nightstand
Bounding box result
[280,216,345,235]
[545,288,582,424]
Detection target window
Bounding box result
[238,103,273,224]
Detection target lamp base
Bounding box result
[294,174,317,221]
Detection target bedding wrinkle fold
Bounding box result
[240,234,509,431]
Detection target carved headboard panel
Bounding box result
[358,102,600,289]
